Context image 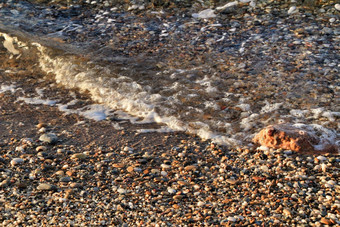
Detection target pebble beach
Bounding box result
[0,0,339,226]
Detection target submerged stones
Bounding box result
[253,124,338,153]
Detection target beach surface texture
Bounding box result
[0,0,339,226]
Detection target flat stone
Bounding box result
[37,183,57,191]
[70,153,87,160]
[39,133,58,144]
[11,158,24,166]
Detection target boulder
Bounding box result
[253,124,338,153]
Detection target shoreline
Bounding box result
[0,49,339,226]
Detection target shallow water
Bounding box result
[0,1,339,148]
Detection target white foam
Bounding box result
[293,123,338,152]
[260,102,283,114]
[0,84,17,93]
[17,97,57,106]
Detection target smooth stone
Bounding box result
[335,4,340,11]
[60,177,71,182]
[11,158,24,166]
[71,153,87,160]
[36,146,47,152]
[117,188,127,194]
[167,188,176,194]
[37,183,57,191]
[70,183,82,188]
[39,133,58,144]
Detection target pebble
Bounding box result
[335,4,340,11]
[117,188,127,194]
[288,6,297,15]
[39,133,58,144]
[70,153,87,160]
[167,188,176,194]
[36,146,47,152]
[37,183,57,191]
[11,158,24,166]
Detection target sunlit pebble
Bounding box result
[15,146,25,152]
[329,18,336,23]
[161,171,168,176]
[316,155,327,162]
[197,201,205,207]
[38,127,46,133]
[335,4,340,11]
[168,188,176,194]
[11,158,24,166]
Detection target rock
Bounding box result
[60,176,71,182]
[335,4,340,11]
[192,9,216,19]
[36,146,47,152]
[253,124,338,153]
[39,133,58,144]
[288,6,297,15]
[37,183,57,191]
[11,158,24,166]
[320,218,334,225]
[70,153,87,160]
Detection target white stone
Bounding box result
[288,6,298,15]
[117,188,127,194]
[167,188,176,194]
[335,4,340,11]
[192,9,216,19]
[216,1,238,11]
[316,156,327,162]
[197,201,205,207]
[11,158,24,166]
[227,217,236,222]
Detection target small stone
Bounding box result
[288,6,297,15]
[36,146,47,152]
[320,218,333,225]
[11,158,24,166]
[161,171,168,176]
[39,133,58,144]
[335,4,340,11]
[225,179,238,184]
[160,164,171,169]
[60,176,71,182]
[184,165,197,171]
[168,188,176,194]
[113,163,125,168]
[70,183,82,188]
[37,183,57,191]
[70,153,87,160]
[55,170,65,176]
[197,201,205,207]
[127,166,134,173]
[117,188,127,194]
[227,217,236,222]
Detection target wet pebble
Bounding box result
[39,133,58,144]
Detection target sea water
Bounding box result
[0,1,339,148]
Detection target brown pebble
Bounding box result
[172,204,180,209]
[184,165,197,171]
[113,163,125,168]
[320,218,334,225]
[127,166,134,173]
